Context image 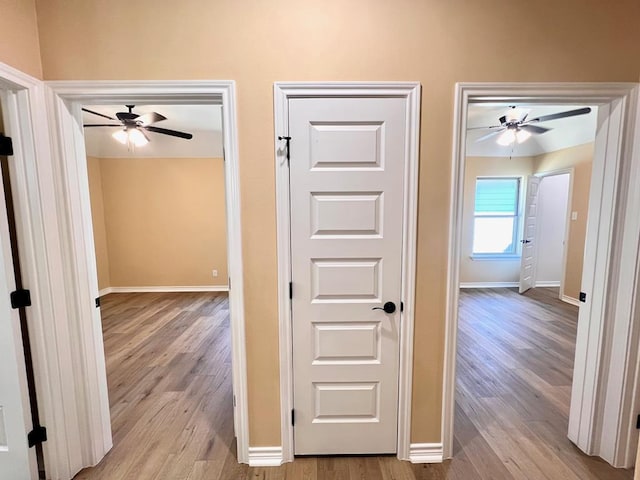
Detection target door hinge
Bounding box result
[289,282,293,300]
[95,297,101,308]
[579,292,587,303]
[291,409,295,426]
[233,395,236,408]
[278,136,291,165]
[228,277,231,290]
[27,425,47,448]
[0,134,13,156]
[636,414,640,429]
[10,289,31,309]
[401,301,404,312]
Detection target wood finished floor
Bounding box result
[73,289,634,479]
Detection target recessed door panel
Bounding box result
[311,192,382,238]
[310,123,383,169]
[313,322,381,364]
[313,382,380,422]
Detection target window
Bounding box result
[473,177,520,255]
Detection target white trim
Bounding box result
[443,82,640,468]
[99,285,229,295]
[562,295,581,307]
[408,443,443,463]
[459,282,518,288]
[247,446,284,467]
[42,81,249,470]
[535,281,561,287]
[274,82,421,462]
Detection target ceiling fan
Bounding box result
[469,106,592,146]
[83,105,193,146]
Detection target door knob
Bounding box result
[372,301,396,314]
[521,239,532,244]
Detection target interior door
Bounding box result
[0,149,36,478]
[519,175,540,293]
[289,96,406,455]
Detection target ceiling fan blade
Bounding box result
[467,125,503,131]
[475,129,505,142]
[526,107,592,124]
[82,108,116,121]
[144,126,193,140]
[83,124,122,127]
[520,125,551,135]
[136,112,167,126]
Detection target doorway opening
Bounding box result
[442,84,637,466]
[39,81,249,475]
[454,103,602,477]
[75,103,234,477]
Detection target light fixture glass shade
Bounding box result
[497,129,516,146]
[128,128,149,147]
[516,129,531,144]
[112,129,128,145]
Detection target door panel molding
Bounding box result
[274,82,420,462]
[444,82,640,467]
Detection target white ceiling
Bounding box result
[466,104,598,157]
[82,104,223,158]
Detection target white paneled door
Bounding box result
[519,175,540,293]
[289,97,406,454]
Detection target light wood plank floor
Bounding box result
[73,289,634,479]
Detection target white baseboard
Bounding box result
[248,446,284,467]
[409,443,443,463]
[459,282,518,289]
[98,285,229,296]
[535,281,561,287]
[562,295,581,307]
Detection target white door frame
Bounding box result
[534,168,574,298]
[274,82,421,463]
[443,82,640,467]
[38,81,249,473]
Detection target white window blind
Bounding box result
[473,177,520,255]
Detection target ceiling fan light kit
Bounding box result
[83,105,194,149]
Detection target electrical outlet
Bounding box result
[212,269,218,278]
[571,211,578,221]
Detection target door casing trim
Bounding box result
[274,82,421,462]
[444,82,640,467]
[41,80,249,470]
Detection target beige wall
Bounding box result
[87,157,227,289]
[32,0,640,446]
[534,143,593,300]
[0,0,41,78]
[460,156,534,284]
[87,157,111,290]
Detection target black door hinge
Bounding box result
[579,292,587,303]
[27,425,47,448]
[10,289,31,309]
[278,136,291,165]
[289,282,293,300]
[95,297,101,308]
[291,409,295,426]
[0,134,13,156]
[401,301,404,312]
[636,414,640,429]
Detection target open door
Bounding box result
[519,175,540,293]
[0,136,37,479]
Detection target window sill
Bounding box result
[470,254,521,261]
